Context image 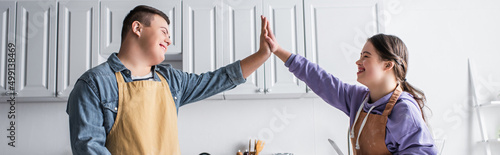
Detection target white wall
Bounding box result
[1,0,500,155]
[383,0,500,154]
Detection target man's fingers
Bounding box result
[261,15,266,32]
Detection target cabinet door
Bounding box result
[183,0,223,99]
[182,0,223,74]
[222,0,264,97]
[304,0,381,88]
[15,1,57,97]
[57,1,98,98]
[0,1,15,97]
[100,0,181,58]
[263,0,306,95]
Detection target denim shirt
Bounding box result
[66,53,246,155]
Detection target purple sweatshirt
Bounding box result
[285,54,437,154]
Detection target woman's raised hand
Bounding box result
[261,16,291,63]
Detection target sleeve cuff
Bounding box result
[226,60,247,85]
[284,54,297,67]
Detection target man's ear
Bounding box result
[384,61,394,71]
[131,21,142,37]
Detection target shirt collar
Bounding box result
[107,53,162,81]
[107,53,128,73]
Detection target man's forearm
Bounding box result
[240,49,272,78]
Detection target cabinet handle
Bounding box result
[57,91,63,96]
[256,88,264,93]
[264,88,271,93]
[5,91,18,95]
[307,88,312,92]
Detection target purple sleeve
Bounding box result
[387,99,438,154]
[285,54,365,115]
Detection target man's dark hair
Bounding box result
[121,5,170,43]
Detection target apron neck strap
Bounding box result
[115,72,126,83]
[382,84,403,116]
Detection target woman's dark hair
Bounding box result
[121,5,170,43]
[368,33,427,121]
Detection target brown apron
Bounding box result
[105,72,181,155]
[350,85,402,155]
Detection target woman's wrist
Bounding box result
[274,47,292,63]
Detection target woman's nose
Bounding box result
[165,37,172,46]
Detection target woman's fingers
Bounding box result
[265,36,276,51]
[266,18,275,40]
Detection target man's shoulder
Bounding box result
[156,63,184,79]
[78,62,115,83]
[156,63,173,71]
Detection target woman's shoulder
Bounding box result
[393,92,422,118]
[387,92,427,138]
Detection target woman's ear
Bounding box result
[384,61,394,71]
[131,21,142,37]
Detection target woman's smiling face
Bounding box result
[355,41,389,87]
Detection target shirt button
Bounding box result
[174,97,177,100]
[114,107,117,111]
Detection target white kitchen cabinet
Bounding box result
[182,0,223,74]
[221,0,265,97]
[0,1,16,97]
[100,0,181,59]
[262,0,306,95]
[185,0,307,98]
[182,0,224,99]
[0,0,383,101]
[57,1,98,98]
[304,0,382,93]
[15,1,57,97]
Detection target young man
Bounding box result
[67,5,273,155]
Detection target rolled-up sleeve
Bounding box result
[67,80,111,155]
[224,60,247,85]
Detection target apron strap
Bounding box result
[155,72,168,85]
[115,72,126,83]
[382,84,403,116]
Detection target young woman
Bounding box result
[262,21,437,154]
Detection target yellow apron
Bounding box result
[105,71,181,155]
